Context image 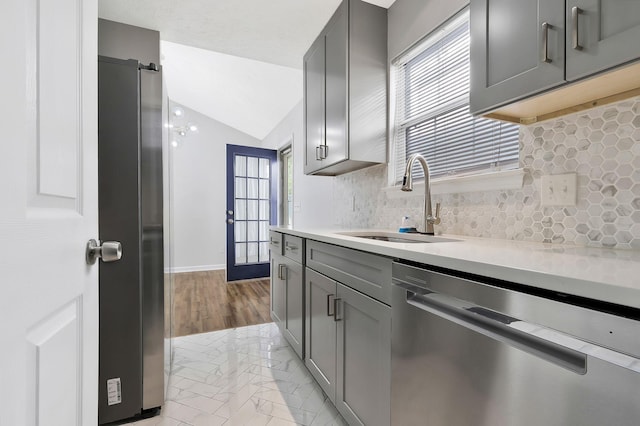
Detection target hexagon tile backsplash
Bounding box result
[333,96,640,249]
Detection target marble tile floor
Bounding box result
[128,323,347,426]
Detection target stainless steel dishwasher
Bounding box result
[391,261,640,426]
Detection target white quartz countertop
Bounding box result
[271,226,640,310]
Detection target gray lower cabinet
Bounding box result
[270,252,286,325]
[335,282,391,426]
[283,259,304,358]
[306,239,392,305]
[270,233,305,359]
[305,267,391,426]
[305,268,337,399]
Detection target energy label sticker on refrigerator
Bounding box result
[107,378,122,406]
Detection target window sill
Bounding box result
[384,168,525,198]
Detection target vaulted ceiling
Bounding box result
[99,0,396,139]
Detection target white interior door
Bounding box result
[0,0,99,425]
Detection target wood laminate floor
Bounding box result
[172,270,271,337]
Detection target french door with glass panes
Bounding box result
[226,144,278,281]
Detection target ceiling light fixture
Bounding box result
[168,106,197,148]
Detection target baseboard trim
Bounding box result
[166,264,225,274]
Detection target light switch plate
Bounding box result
[540,173,577,206]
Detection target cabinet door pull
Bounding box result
[315,146,322,161]
[327,294,335,316]
[572,7,583,51]
[285,242,298,251]
[318,144,328,159]
[541,22,552,63]
[334,298,342,322]
[278,264,286,280]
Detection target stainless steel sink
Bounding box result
[355,235,426,243]
[337,231,461,243]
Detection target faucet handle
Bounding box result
[433,202,441,225]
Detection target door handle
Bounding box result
[86,239,122,265]
[227,210,234,216]
[327,294,335,316]
[571,7,583,51]
[285,242,298,252]
[333,298,342,322]
[227,218,234,224]
[319,145,327,159]
[316,145,328,160]
[278,264,287,280]
[541,22,552,63]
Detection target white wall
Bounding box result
[261,100,335,228]
[171,101,262,271]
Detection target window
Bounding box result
[391,9,519,184]
[280,145,293,226]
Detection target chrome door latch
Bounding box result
[86,239,123,265]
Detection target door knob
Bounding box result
[86,239,122,265]
[227,210,234,215]
[227,218,234,224]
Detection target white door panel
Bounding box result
[37,0,80,199]
[27,301,80,426]
[0,0,98,425]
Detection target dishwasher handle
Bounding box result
[405,289,588,375]
[397,278,640,376]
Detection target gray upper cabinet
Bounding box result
[304,36,325,174]
[566,0,640,81]
[471,0,640,119]
[324,6,349,170]
[470,0,566,115]
[303,0,387,176]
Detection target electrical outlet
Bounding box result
[540,173,577,206]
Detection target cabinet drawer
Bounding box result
[269,231,283,256]
[284,235,304,264]
[306,240,392,305]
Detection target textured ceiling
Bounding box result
[99,0,395,69]
[99,0,396,139]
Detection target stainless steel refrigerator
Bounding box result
[97,56,164,424]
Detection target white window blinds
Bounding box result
[392,10,519,184]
